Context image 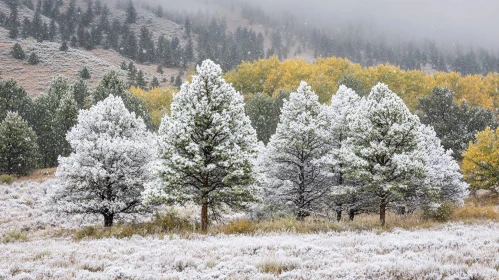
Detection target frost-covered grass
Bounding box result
[1,179,499,279]
[0,223,498,279]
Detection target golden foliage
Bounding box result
[462,127,499,194]
[130,86,176,127]
[226,56,499,110]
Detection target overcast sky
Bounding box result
[244,0,499,49]
[143,0,499,49]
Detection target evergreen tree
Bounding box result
[0,79,33,122]
[32,77,77,167]
[125,0,137,24]
[70,35,78,47]
[328,85,369,221]
[245,91,288,144]
[59,41,69,51]
[48,18,56,41]
[27,52,40,65]
[92,71,152,128]
[0,112,39,176]
[418,87,498,160]
[79,67,91,80]
[21,17,31,38]
[71,79,89,108]
[342,83,426,226]
[143,60,258,231]
[174,73,182,89]
[151,76,160,88]
[120,61,128,70]
[52,95,155,227]
[11,43,25,60]
[136,70,147,89]
[263,82,333,219]
[156,64,163,74]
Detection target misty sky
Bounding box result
[245,0,499,49]
[143,0,499,49]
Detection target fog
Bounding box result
[247,0,499,49]
[142,0,499,50]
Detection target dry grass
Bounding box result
[69,211,196,240]
[66,198,498,240]
[17,168,57,183]
[0,174,16,185]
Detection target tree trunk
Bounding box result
[336,209,342,222]
[201,202,208,232]
[349,209,355,221]
[380,199,387,226]
[103,213,114,227]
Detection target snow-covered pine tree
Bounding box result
[416,124,468,206]
[0,112,39,176]
[263,81,333,220]
[342,83,426,226]
[92,71,152,129]
[328,85,373,221]
[53,95,155,227]
[143,59,258,231]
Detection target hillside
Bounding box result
[0,0,193,95]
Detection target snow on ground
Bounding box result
[0,223,498,279]
[1,180,499,279]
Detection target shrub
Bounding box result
[11,43,25,59]
[27,52,40,65]
[423,202,455,222]
[0,174,15,185]
[59,41,68,51]
[258,259,298,275]
[1,230,29,243]
[73,211,193,240]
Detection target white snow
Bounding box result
[0,223,497,279]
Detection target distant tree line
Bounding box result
[0,72,151,175]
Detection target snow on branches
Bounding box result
[52,95,155,227]
[143,59,259,231]
[262,81,334,219]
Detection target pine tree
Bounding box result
[70,35,78,47]
[136,70,147,89]
[174,73,182,89]
[21,17,31,38]
[120,61,128,70]
[263,82,333,219]
[59,41,68,51]
[151,76,160,88]
[125,0,137,24]
[328,85,370,221]
[342,83,427,226]
[79,67,91,80]
[0,112,39,176]
[71,79,89,108]
[0,79,33,122]
[143,60,259,231]
[416,124,468,206]
[27,52,40,65]
[11,43,25,60]
[156,64,163,74]
[32,77,77,167]
[52,95,155,227]
[48,18,56,41]
[92,71,152,128]
[245,91,288,144]
[418,87,498,160]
